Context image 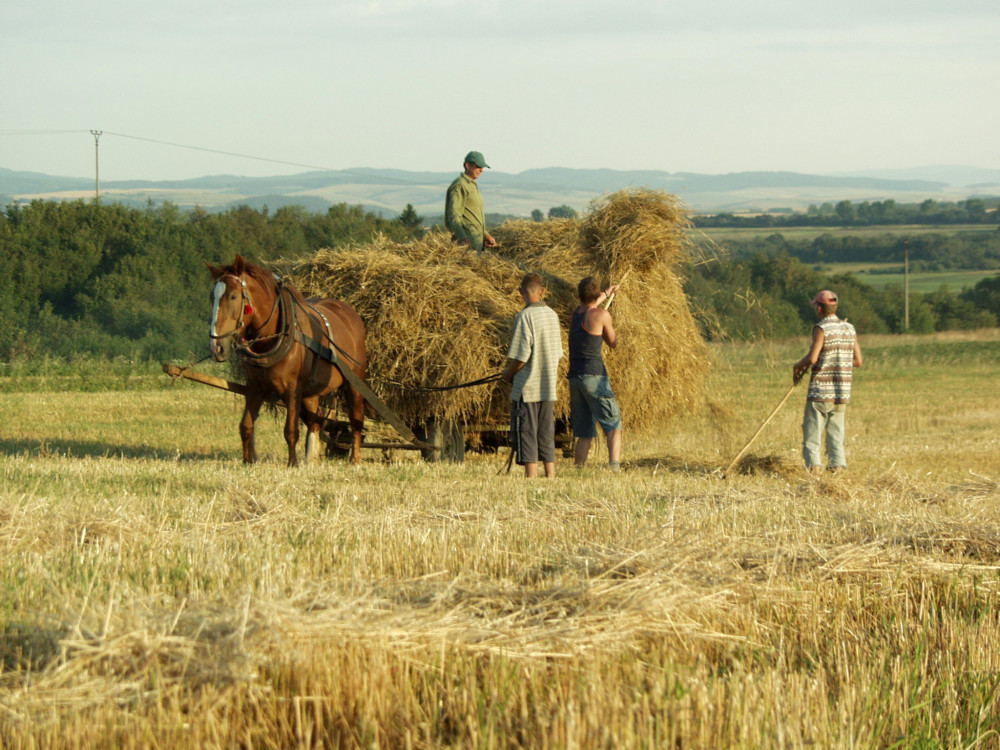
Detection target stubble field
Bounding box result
[1,330,999,748]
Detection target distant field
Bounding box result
[697,223,996,243]
[693,224,999,293]
[817,263,998,293]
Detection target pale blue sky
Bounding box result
[2,0,998,181]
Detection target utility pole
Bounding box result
[904,238,910,331]
[90,130,102,205]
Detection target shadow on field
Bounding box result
[624,452,801,479]
[0,620,67,673]
[0,437,222,462]
[624,455,722,475]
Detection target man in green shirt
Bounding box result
[445,150,497,252]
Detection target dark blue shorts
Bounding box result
[568,375,621,439]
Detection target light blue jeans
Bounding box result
[802,401,847,469]
[568,375,622,438]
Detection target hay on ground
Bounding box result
[280,189,709,432]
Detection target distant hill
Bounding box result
[1,168,92,194]
[2,165,996,216]
[830,165,1000,189]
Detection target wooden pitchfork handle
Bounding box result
[723,380,800,477]
[600,269,631,310]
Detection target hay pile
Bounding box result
[280,189,709,431]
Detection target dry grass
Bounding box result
[0,331,998,748]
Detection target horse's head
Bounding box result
[206,255,255,362]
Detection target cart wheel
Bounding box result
[555,417,574,459]
[323,421,353,460]
[416,419,466,464]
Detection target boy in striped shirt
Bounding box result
[793,290,864,476]
[502,273,563,478]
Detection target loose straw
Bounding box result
[723,381,799,477]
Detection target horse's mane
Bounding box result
[217,257,311,306]
[238,261,278,297]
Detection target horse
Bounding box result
[206,254,367,467]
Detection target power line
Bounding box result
[0,129,89,135]
[102,130,341,173]
[0,129,437,187]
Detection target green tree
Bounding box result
[548,205,577,220]
[871,199,899,224]
[918,199,941,224]
[926,285,998,330]
[835,200,855,225]
[963,199,987,222]
[531,209,544,222]
[960,274,1000,321]
[397,204,423,232]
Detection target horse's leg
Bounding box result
[302,395,322,466]
[283,387,301,468]
[241,392,265,464]
[347,384,364,466]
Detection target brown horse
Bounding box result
[206,255,367,466]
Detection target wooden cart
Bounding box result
[161,363,527,463]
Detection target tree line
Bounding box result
[0,200,423,361]
[1,199,997,363]
[686,214,1000,339]
[684,251,1000,340]
[695,198,1000,228]
[712,228,1000,272]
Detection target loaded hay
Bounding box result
[280,188,709,434]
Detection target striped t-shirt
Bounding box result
[807,316,857,404]
[507,302,563,402]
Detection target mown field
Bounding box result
[697,223,997,243]
[815,264,998,294]
[1,330,999,748]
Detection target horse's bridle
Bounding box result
[210,273,284,343]
[210,273,255,342]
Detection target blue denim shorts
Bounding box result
[568,375,622,439]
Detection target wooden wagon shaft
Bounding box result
[162,363,437,452]
[322,435,424,452]
[163,363,248,395]
[161,363,340,422]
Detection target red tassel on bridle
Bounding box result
[244,304,254,316]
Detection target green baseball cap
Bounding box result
[464,151,490,168]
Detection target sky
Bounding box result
[2,0,999,182]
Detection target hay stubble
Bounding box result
[1,331,999,747]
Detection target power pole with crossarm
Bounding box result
[90,130,102,205]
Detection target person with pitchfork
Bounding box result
[568,276,622,470]
[793,289,863,476]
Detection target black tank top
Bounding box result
[568,308,606,377]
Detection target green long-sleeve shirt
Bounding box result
[445,173,486,251]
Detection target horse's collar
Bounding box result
[236,284,295,368]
